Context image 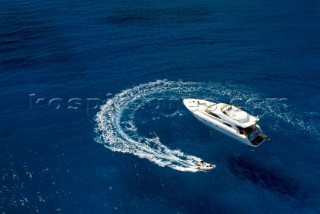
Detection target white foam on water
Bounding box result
[95,80,319,172]
[245,97,320,139]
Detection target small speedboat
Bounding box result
[195,161,216,170]
[183,99,270,147]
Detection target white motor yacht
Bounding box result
[183,99,270,147]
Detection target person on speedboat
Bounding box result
[207,163,214,167]
[196,160,204,167]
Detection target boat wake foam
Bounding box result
[94,80,319,172]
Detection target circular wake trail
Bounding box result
[95,80,319,172]
[95,80,214,172]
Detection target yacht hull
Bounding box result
[194,114,252,146]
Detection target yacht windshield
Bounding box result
[206,104,217,112]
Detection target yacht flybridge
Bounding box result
[183,99,270,147]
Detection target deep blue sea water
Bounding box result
[1,0,320,213]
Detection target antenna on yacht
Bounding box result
[257,111,268,120]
